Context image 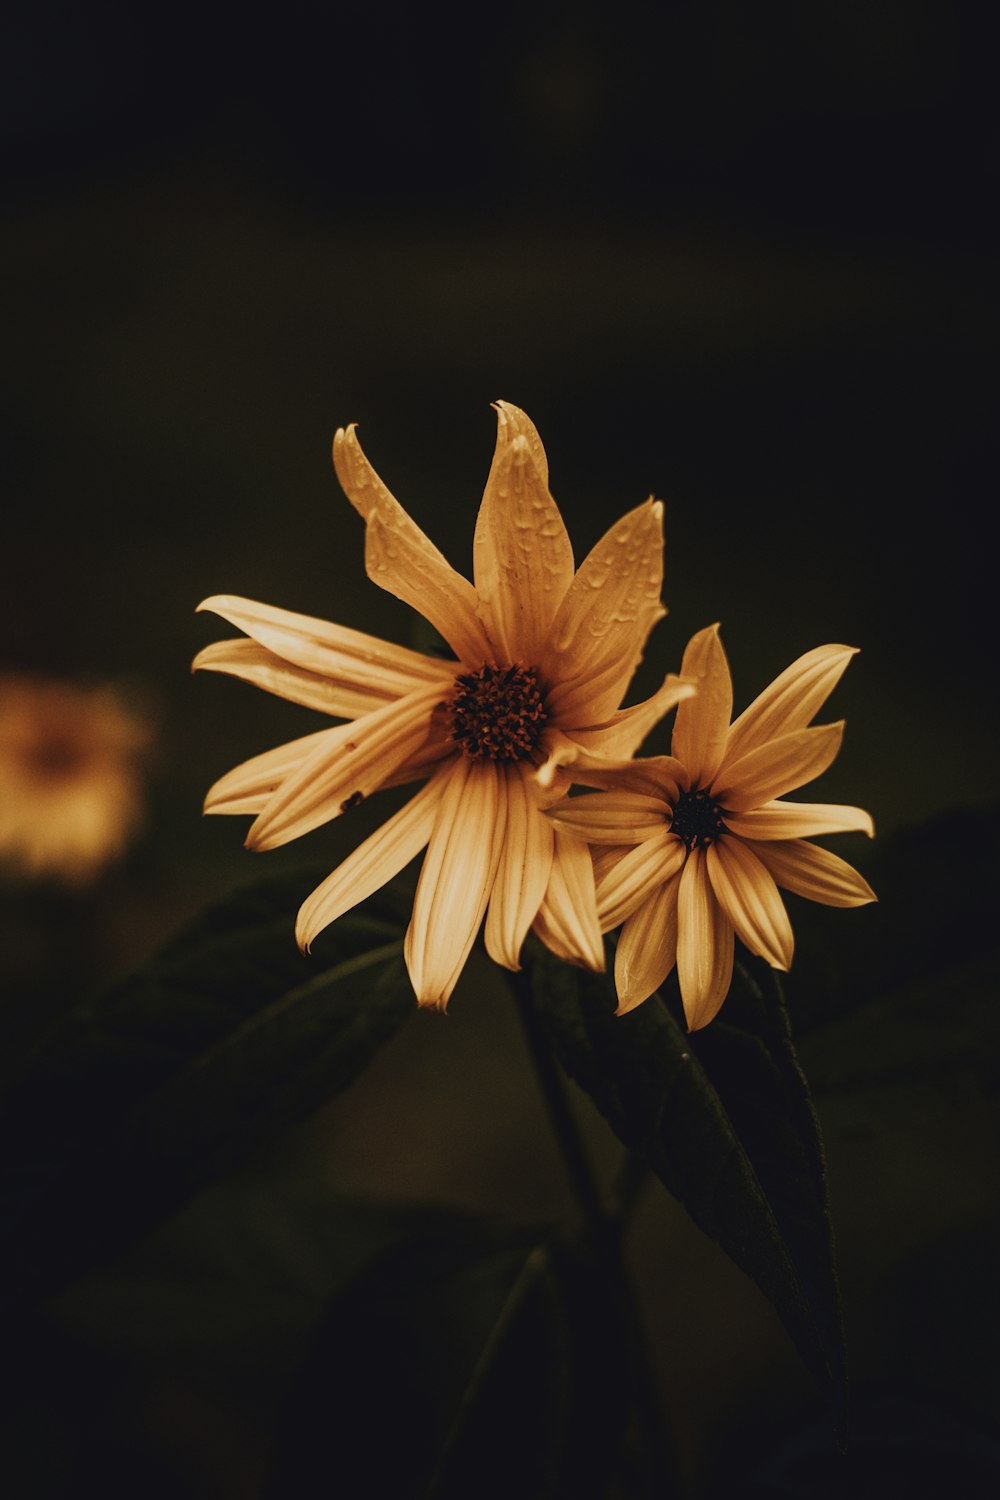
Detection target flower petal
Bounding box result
[472,402,574,660]
[567,672,696,756]
[193,639,393,719]
[591,844,633,886]
[295,772,447,951]
[706,838,794,971]
[196,595,452,696]
[595,832,685,930]
[676,849,735,1030]
[535,728,684,801]
[614,874,682,1014]
[378,729,455,790]
[332,425,491,663]
[404,758,506,1008]
[531,830,605,971]
[723,644,858,764]
[203,728,339,816]
[542,499,666,722]
[246,684,443,851]
[670,624,733,787]
[484,762,556,970]
[547,790,671,844]
[747,838,877,907]
[712,721,845,812]
[724,799,875,841]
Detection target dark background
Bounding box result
[2,2,997,1495]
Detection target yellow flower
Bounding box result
[194,403,693,1009]
[0,674,149,885]
[547,624,876,1029]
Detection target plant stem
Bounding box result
[511,965,609,1244]
[510,965,684,1497]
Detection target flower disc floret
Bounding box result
[670,787,727,850]
[449,664,547,762]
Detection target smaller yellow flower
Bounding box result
[548,625,876,1029]
[0,674,150,885]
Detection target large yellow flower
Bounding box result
[194,403,693,1008]
[548,624,876,1029]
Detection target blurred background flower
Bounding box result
[0,673,150,885]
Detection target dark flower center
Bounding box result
[670,787,727,850]
[448,664,547,761]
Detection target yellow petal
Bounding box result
[614,874,682,1014]
[193,639,392,719]
[724,644,858,763]
[473,403,574,661]
[542,499,666,722]
[204,728,339,816]
[246,683,443,851]
[332,425,492,664]
[676,849,735,1030]
[595,832,685,930]
[378,730,455,791]
[590,844,632,885]
[547,790,671,844]
[670,624,733,787]
[484,762,556,970]
[531,830,605,972]
[706,838,794,971]
[535,729,684,801]
[296,773,448,950]
[404,759,506,1008]
[196,594,452,696]
[724,799,875,841]
[747,838,877,907]
[712,721,845,812]
[564,672,696,752]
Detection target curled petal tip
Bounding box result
[331,422,358,469]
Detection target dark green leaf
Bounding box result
[9,1175,588,1499]
[264,1222,633,1500]
[781,806,1000,1036]
[688,961,845,1417]
[0,869,414,1298]
[526,941,846,1427]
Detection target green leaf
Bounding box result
[780,806,1000,1036]
[263,1222,633,1500]
[526,941,846,1428]
[12,1173,623,1499]
[0,869,414,1298]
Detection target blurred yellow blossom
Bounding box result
[0,674,150,885]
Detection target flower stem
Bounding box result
[511,965,609,1243]
[510,966,683,1497]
